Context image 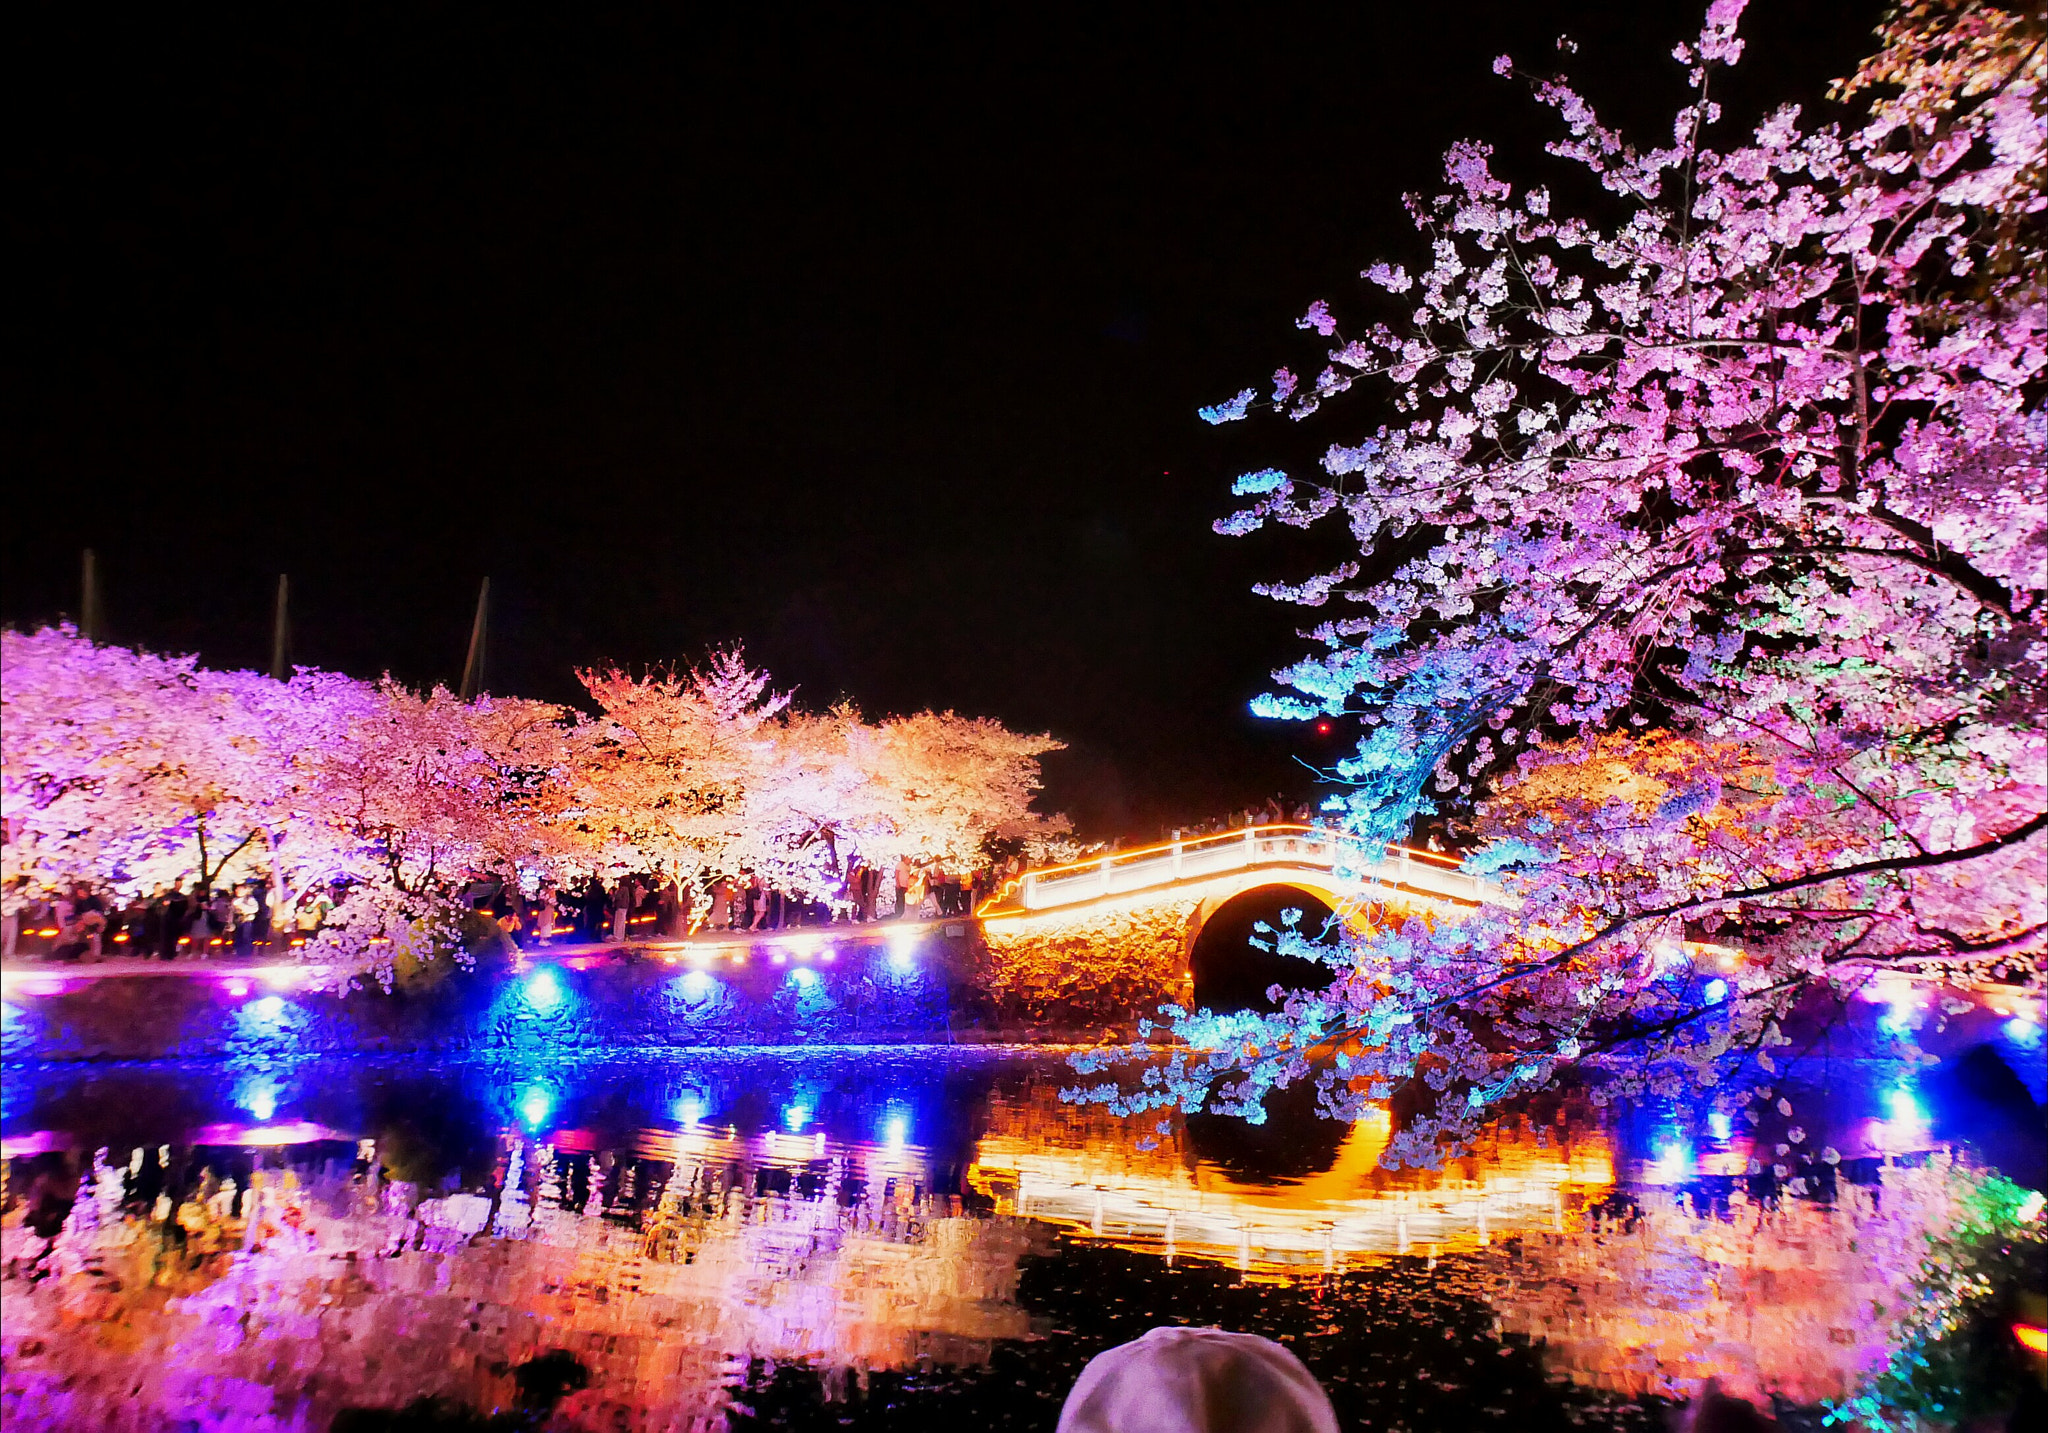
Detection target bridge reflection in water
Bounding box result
[0,1048,1997,1426]
[970,1085,1610,1273]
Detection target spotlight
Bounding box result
[524,968,563,1012]
[239,1080,279,1122]
[1650,1139,1692,1183]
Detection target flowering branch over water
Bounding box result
[1085,0,2046,1162]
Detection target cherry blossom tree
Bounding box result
[853,709,1072,865]
[1096,0,2045,1162]
[295,679,577,985]
[1,628,578,986]
[570,651,1067,900]
[1,627,322,909]
[568,648,793,880]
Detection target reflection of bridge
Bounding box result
[980,824,1505,923]
[968,1103,1615,1275]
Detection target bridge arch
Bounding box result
[975,824,1499,1019]
[1186,882,1350,1014]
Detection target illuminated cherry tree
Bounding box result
[1,627,326,909]
[1101,0,2045,1161]
[851,708,1072,864]
[295,679,576,985]
[572,651,1067,898]
[569,649,792,879]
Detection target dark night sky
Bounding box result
[5,3,1876,835]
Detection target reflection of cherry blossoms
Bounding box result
[1484,1160,1985,1406]
[1129,0,2045,1160]
[0,1139,1035,1431]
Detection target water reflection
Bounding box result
[1488,1160,1972,1405]
[0,1043,2036,1428]
[970,1080,1613,1271]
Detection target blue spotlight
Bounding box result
[519,1085,554,1128]
[789,966,819,989]
[249,994,287,1022]
[1650,1139,1693,1183]
[2005,1015,2044,1048]
[237,1078,279,1122]
[1708,1110,1732,1140]
[783,1103,811,1132]
[524,968,563,1012]
[1702,979,1728,1005]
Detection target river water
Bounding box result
[1,1034,2041,1431]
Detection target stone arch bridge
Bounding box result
[974,824,1509,1014]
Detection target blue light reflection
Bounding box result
[236,1078,280,1122]
[524,968,564,1012]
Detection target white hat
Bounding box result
[1056,1326,1339,1433]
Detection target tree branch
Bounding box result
[1444,809,2048,1008]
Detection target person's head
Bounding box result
[1056,1327,1337,1433]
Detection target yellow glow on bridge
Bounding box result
[979,824,1502,934]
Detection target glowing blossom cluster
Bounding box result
[1,628,1066,986]
[1114,0,2045,1161]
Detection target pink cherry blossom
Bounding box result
[1126,0,2046,1161]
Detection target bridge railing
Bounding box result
[982,823,1500,916]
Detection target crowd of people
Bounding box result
[1156,796,1317,843]
[0,851,1023,963]
[2,878,335,962]
[2,802,1330,964]
[492,851,1015,949]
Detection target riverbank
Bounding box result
[0,918,1154,1061]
